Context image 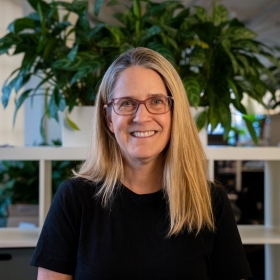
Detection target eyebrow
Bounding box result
[115,93,167,99]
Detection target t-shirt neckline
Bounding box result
[121,184,164,203]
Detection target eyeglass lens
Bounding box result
[113,96,171,115]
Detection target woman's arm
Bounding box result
[38,267,73,280]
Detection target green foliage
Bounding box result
[0,160,81,217]
[179,3,279,141]
[0,0,279,141]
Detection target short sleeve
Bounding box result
[210,187,252,279]
[30,180,81,275]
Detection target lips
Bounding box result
[131,131,156,137]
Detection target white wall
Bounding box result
[0,0,24,146]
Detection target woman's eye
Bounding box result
[151,98,164,105]
[120,100,135,107]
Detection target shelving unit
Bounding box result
[0,146,279,279]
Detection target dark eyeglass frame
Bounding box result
[104,95,174,116]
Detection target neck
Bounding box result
[121,157,164,194]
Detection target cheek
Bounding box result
[163,114,172,135]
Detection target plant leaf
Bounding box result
[227,27,257,41]
[141,26,161,41]
[190,46,206,65]
[67,43,79,62]
[66,116,80,130]
[49,91,59,121]
[27,0,50,13]
[183,78,201,106]
[94,0,104,16]
[8,18,35,34]
[213,5,228,25]
[196,110,207,131]
[13,89,32,126]
[194,6,208,22]
[221,39,238,73]
[243,116,258,144]
[227,78,241,104]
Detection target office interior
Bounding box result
[0,0,280,279]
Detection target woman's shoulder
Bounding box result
[55,177,102,200]
[209,182,227,200]
[209,182,231,217]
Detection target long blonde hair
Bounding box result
[76,47,214,236]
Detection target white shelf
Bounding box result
[0,147,89,160]
[0,225,279,248]
[1,146,280,278]
[207,146,280,160]
[238,225,280,244]
[0,146,279,161]
[0,228,39,248]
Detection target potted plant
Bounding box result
[176,4,280,142]
[0,159,81,227]
[0,0,278,143]
[0,0,186,145]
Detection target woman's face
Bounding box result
[106,66,172,166]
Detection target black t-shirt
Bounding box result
[30,178,252,279]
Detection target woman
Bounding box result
[31,47,252,279]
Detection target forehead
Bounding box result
[112,66,167,99]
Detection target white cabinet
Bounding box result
[0,147,280,278]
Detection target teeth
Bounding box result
[132,131,155,137]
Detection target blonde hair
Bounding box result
[76,47,214,236]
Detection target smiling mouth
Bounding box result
[131,131,156,137]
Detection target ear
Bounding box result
[104,106,114,133]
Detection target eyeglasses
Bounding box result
[105,95,173,116]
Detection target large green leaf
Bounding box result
[226,27,257,41]
[146,1,183,18]
[147,42,176,65]
[13,89,32,125]
[2,78,17,108]
[8,18,36,34]
[70,62,101,85]
[218,103,231,134]
[55,0,88,14]
[208,105,220,131]
[0,33,22,53]
[194,6,208,22]
[227,78,241,104]
[233,40,260,53]
[106,26,124,45]
[0,44,11,55]
[94,0,104,16]
[66,116,80,130]
[42,38,60,60]
[52,21,71,36]
[196,110,207,131]
[243,116,258,144]
[141,26,161,40]
[133,0,141,18]
[190,46,206,65]
[27,0,50,13]
[67,44,79,62]
[213,5,228,26]
[49,90,59,121]
[221,39,238,73]
[183,78,201,106]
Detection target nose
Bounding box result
[133,103,151,122]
